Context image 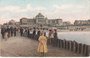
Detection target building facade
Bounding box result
[74,20,90,25]
[20,13,63,28]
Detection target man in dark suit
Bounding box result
[32,28,36,39]
[37,29,40,40]
[14,27,17,36]
[20,27,23,36]
[1,27,5,39]
[10,27,14,37]
[27,28,30,38]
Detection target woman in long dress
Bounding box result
[37,32,48,56]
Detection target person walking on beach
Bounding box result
[53,29,58,46]
[7,26,10,38]
[37,32,48,56]
[32,28,36,39]
[27,28,30,38]
[10,27,14,37]
[13,27,17,36]
[24,28,28,37]
[20,27,23,36]
[29,28,33,38]
[1,26,5,39]
[48,29,54,45]
[37,28,40,40]
[4,27,9,40]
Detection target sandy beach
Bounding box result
[0,36,82,57]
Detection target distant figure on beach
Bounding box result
[7,26,10,38]
[20,27,23,36]
[48,29,54,45]
[1,26,5,39]
[53,29,58,46]
[29,28,33,38]
[37,32,48,56]
[32,28,36,39]
[37,28,41,40]
[13,27,17,36]
[43,28,46,36]
[27,28,30,37]
[53,29,58,39]
[10,27,14,36]
[24,28,28,37]
[4,27,9,40]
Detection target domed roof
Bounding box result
[35,13,45,18]
[9,19,15,25]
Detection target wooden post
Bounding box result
[60,39,63,48]
[53,38,57,47]
[79,43,82,54]
[58,39,62,48]
[59,39,61,48]
[71,41,74,51]
[66,40,69,50]
[81,44,84,55]
[83,45,89,56]
[73,41,76,53]
[51,38,53,46]
[62,40,64,48]
[63,39,66,49]
[67,41,70,50]
[47,39,49,45]
[47,38,50,45]
[86,45,89,56]
[82,44,85,56]
[75,42,78,53]
[76,43,79,53]
[58,39,60,48]
[52,38,55,47]
[69,41,72,51]
[56,39,60,47]
[83,44,87,56]
[56,39,58,47]
[65,40,67,49]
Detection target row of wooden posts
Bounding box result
[25,32,89,56]
[48,38,89,56]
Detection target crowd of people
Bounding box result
[19,27,48,40]
[1,26,17,40]
[1,26,58,56]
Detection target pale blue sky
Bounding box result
[0,0,88,8]
[0,0,90,24]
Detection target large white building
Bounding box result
[74,20,90,25]
[20,13,63,28]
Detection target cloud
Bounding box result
[0,6,21,13]
[52,4,90,17]
[0,4,46,13]
[0,3,90,24]
[0,4,32,13]
[53,4,87,13]
[0,4,47,24]
[49,4,90,23]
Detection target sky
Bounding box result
[0,0,90,24]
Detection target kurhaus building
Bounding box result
[20,13,63,28]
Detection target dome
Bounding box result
[9,19,15,24]
[35,13,45,19]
